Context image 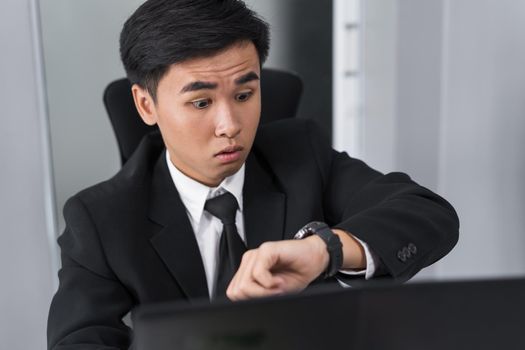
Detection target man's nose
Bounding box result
[214,102,241,139]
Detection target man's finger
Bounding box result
[227,279,282,301]
[251,252,284,289]
[227,249,260,299]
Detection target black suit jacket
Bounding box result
[48,119,459,349]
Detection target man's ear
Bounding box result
[132,84,158,126]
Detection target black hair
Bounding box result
[120,0,270,101]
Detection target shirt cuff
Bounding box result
[337,235,380,280]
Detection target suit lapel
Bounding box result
[243,151,286,249]
[148,152,209,299]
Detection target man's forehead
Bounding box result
[158,42,260,92]
[174,42,259,75]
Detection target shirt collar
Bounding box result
[165,150,245,225]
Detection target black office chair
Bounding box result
[103,68,303,165]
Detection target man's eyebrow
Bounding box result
[179,71,259,93]
[234,71,260,85]
[180,81,218,93]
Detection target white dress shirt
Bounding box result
[165,151,379,297]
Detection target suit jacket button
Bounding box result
[408,243,417,255]
[403,246,411,259]
[397,250,407,262]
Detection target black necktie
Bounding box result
[204,192,246,297]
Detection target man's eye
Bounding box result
[192,99,211,109]
[235,91,253,102]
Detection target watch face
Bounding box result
[294,227,310,240]
[305,221,328,232]
[294,221,328,239]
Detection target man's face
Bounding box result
[133,41,261,187]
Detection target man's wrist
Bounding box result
[331,229,366,270]
[305,235,330,272]
[294,221,343,277]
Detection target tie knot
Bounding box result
[204,192,238,225]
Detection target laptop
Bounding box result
[132,278,525,350]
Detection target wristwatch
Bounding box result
[294,221,343,278]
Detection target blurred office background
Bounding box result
[2,0,525,348]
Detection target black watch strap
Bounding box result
[294,221,343,278]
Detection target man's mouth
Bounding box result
[214,145,244,163]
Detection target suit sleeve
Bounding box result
[47,196,133,350]
[305,120,459,282]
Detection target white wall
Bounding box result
[360,0,399,172]
[359,0,525,279]
[436,0,525,278]
[40,0,145,234]
[0,0,56,349]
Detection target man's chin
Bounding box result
[218,162,243,178]
[209,160,244,183]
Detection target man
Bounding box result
[47,0,459,349]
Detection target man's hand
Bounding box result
[226,235,329,301]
